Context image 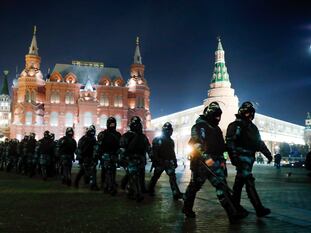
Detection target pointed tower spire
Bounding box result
[134,36,142,64]
[29,25,39,55]
[1,70,10,95]
[211,36,230,84]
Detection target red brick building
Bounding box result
[10,27,152,140]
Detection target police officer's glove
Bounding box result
[266,153,273,164]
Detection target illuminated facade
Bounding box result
[10,28,152,140]
[0,70,11,138]
[151,39,305,157]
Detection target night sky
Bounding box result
[0,0,310,125]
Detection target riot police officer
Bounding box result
[226,101,273,218]
[95,117,121,195]
[75,125,98,190]
[120,116,150,202]
[36,131,55,180]
[148,122,183,200]
[57,127,77,186]
[26,133,37,177]
[6,139,19,172]
[183,102,247,223]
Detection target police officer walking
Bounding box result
[95,117,121,195]
[183,102,247,223]
[36,131,55,180]
[226,101,273,218]
[75,125,98,190]
[148,122,183,200]
[57,127,77,186]
[120,116,150,202]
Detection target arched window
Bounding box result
[136,96,145,108]
[99,115,108,128]
[50,112,59,127]
[114,96,123,107]
[65,92,74,104]
[115,115,122,129]
[65,112,74,127]
[31,91,36,102]
[100,94,109,107]
[25,111,32,125]
[25,90,31,103]
[84,112,93,127]
[51,91,60,104]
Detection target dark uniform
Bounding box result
[183,102,247,223]
[120,116,150,202]
[75,125,98,190]
[0,140,8,170]
[6,139,19,172]
[148,122,183,200]
[36,131,55,180]
[226,101,273,218]
[17,135,29,174]
[57,127,77,186]
[95,117,121,195]
[26,133,37,177]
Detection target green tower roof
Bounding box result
[211,37,230,84]
[1,71,10,95]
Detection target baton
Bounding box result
[199,160,234,194]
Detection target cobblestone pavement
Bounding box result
[0,164,311,233]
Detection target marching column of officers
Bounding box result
[0,101,273,223]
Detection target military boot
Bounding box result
[246,178,271,217]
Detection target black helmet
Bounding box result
[87,125,96,136]
[129,116,143,133]
[162,122,173,137]
[44,130,50,138]
[107,117,117,130]
[238,101,255,120]
[66,127,74,137]
[29,132,36,139]
[203,102,222,126]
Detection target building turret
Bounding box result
[0,70,11,138]
[127,37,151,130]
[11,26,46,139]
[204,37,239,131]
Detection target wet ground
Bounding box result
[0,164,311,233]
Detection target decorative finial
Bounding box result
[47,67,50,74]
[33,25,37,35]
[307,112,311,119]
[136,36,140,45]
[217,36,221,42]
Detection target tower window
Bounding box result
[136,96,145,108]
[25,90,31,103]
[25,111,32,125]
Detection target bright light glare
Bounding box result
[185,145,193,154]
[155,131,162,137]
